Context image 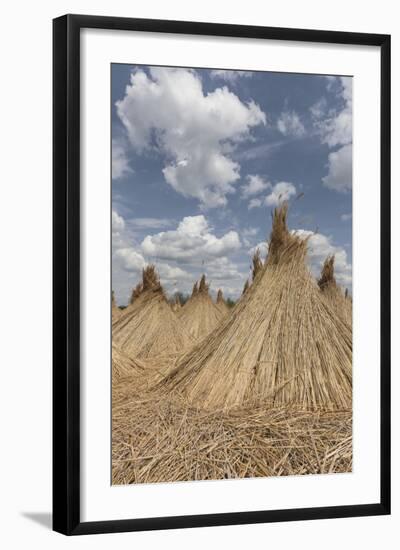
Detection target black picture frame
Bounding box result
[53,14,391,536]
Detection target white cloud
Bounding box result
[242,227,258,237]
[141,215,241,263]
[341,213,352,221]
[309,98,327,120]
[116,67,266,208]
[277,111,305,137]
[322,144,352,193]
[265,181,297,206]
[114,248,146,272]
[206,257,245,282]
[248,198,262,210]
[293,229,352,287]
[157,263,192,282]
[112,139,132,180]
[112,209,125,236]
[241,175,271,199]
[314,77,352,147]
[210,70,253,82]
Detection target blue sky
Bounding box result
[112,65,352,305]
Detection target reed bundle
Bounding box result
[171,295,182,313]
[178,275,224,341]
[160,204,352,411]
[112,290,122,321]
[318,255,352,327]
[112,343,146,383]
[112,265,195,359]
[216,289,230,315]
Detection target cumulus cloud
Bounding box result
[112,139,132,180]
[248,198,263,210]
[210,70,253,82]
[277,111,305,137]
[241,175,271,199]
[293,229,352,287]
[313,77,352,148]
[322,144,352,193]
[114,247,146,272]
[247,181,297,209]
[116,67,266,208]
[206,256,245,282]
[141,215,241,263]
[265,181,297,206]
[112,209,125,236]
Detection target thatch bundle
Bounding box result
[112,291,122,321]
[112,343,146,383]
[242,279,250,295]
[130,281,143,305]
[112,385,352,484]
[318,255,352,326]
[252,248,264,281]
[171,295,182,313]
[216,289,229,315]
[112,265,195,359]
[161,204,352,411]
[178,275,224,341]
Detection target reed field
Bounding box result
[111,204,352,485]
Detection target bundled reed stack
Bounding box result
[178,275,224,341]
[130,282,143,305]
[252,248,264,282]
[112,291,122,321]
[112,265,194,359]
[172,295,182,313]
[161,204,352,411]
[112,343,146,383]
[216,289,229,315]
[318,255,352,327]
[242,279,250,296]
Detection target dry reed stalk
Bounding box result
[318,255,352,327]
[112,385,352,485]
[178,275,224,341]
[216,289,230,315]
[171,295,182,313]
[130,282,143,305]
[112,343,147,383]
[242,279,250,295]
[252,248,264,281]
[112,266,195,359]
[160,204,352,411]
[112,290,122,321]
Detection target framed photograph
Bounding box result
[53,14,391,535]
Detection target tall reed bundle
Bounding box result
[216,289,229,315]
[130,281,143,305]
[112,343,146,383]
[178,275,224,341]
[112,385,352,484]
[171,295,182,313]
[161,204,352,411]
[318,255,352,326]
[252,248,264,281]
[112,265,195,359]
[112,290,122,321]
[242,279,250,295]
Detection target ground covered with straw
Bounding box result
[112,384,352,484]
